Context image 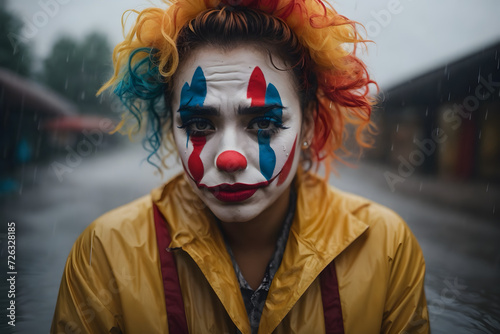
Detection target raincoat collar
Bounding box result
[151,171,369,334]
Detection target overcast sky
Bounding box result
[6,0,500,89]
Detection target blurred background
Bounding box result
[0,0,499,332]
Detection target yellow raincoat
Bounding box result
[51,171,429,333]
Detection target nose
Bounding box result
[216,150,247,172]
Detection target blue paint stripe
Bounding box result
[179,66,207,123]
[257,83,282,180]
[179,66,206,148]
[258,130,276,180]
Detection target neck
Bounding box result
[219,186,292,252]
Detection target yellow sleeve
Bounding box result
[382,221,430,334]
[51,223,123,334]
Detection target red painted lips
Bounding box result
[211,188,259,202]
[205,182,266,202]
[199,177,278,203]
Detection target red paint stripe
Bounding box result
[247,67,266,107]
[188,136,206,184]
[320,261,345,334]
[153,203,189,334]
[277,136,297,186]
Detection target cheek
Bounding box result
[264,116,301,181]
[276,135,298,186]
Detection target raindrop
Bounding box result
[448,92,451,101]
[33,166,38,184]
[81,59,85,73]
[419,182,422,192]
[286,153,289,157]
[64,78,68,91]
[283,145,286,152]
[391,143,394,151]
[486,183,489,192]
[444,64,448,75]
[66,53,69,63]
[18,164,24,195]
[81,91,86,100]
[477,67,481,83]
[425,107,429,117]
[36,133,42,158]
[493,205,496,214]
[396,123,399,133]
[485,109,488,120]
[478,130,481,139]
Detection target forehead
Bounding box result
[171,45,298,107]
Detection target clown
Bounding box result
[52,0,429,333]
[172,46,304,224]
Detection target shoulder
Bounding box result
[77,173,191,252]
[299,172,419,259]
[88,194,153,241]
[333,186,418,258]
[332,187,407,232]
[323,186,426,282]
[296,173,429,332]
[63,193,156,273]
[300,172,407,231]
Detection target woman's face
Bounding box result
[171,45,303,223]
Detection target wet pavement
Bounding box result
[1,143,499,333]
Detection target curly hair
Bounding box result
[98,0,377,175]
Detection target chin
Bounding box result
[206,202,262,223]
[199,189,273,223]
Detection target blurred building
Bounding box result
[371,41,500,183]
[0,68,116,194]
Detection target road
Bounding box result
[1,142,499,333]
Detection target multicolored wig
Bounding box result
[98,0,377,175]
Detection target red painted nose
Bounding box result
[216,150,247,172]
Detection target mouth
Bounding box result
[199,175,279,203]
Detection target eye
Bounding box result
[178,118,215,136]
[192,121,210,131]
[255,119,272,130]
[247,116,288,135]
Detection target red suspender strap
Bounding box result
[153,203,189,334]
[320,261,345,334]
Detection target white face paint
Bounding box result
[171,45,303,223]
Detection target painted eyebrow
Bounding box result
[177,105,219,116]
[237,104,285,115]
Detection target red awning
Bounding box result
[0,67,78,116]
[42,116,116,132]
